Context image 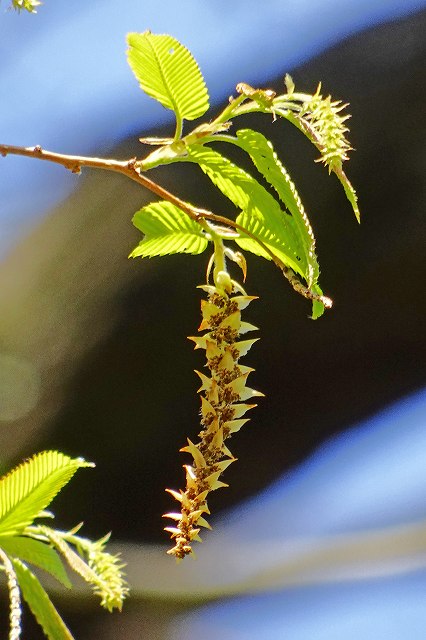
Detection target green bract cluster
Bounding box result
[0,452,128,639]
[127,31,359,319]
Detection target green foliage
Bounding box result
[129,33,358,314]
[131,201,208,258]
[0,453,128,639]
[310,284,326,320]
[335,167,360,222]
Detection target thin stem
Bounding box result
[195,133,242,149]
[212,235,226,282]
[174,113,183,143]
[212,91,312,125]
[212,93,247,125]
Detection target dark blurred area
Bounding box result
[0,8,425,639]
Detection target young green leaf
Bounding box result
[184,146,307,277]
[12,559,74,640]
[234,129,319,287]
[0,536,71,588]
[127,32,209,125]
[0,451,94,537]
[131,200,208,258]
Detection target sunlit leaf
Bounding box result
[11,0,41,13]
[127,32,209,122]
[0,452,94,537]
[235,129,319,286]
[131,201,208,258]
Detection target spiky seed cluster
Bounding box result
[164,278,262,559]
[300,85,352,171]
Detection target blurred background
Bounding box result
[1,1,426,638]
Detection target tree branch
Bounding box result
[0,143,332,309]
[0,143,196,213]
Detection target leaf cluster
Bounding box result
[127,31,359,318]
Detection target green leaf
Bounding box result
[234,129,319,287]
[13,559,75,640]
[127,32,209,122]
[0,451,94,537]
[234,211,303,275]
[184,146,307,276]
[131,201,208,258]
[0,536,71,588]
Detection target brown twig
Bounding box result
[0,143,195,210]
[0,143,332,308]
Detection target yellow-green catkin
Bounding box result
[301,84,352,171]
[164,270,263,559]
